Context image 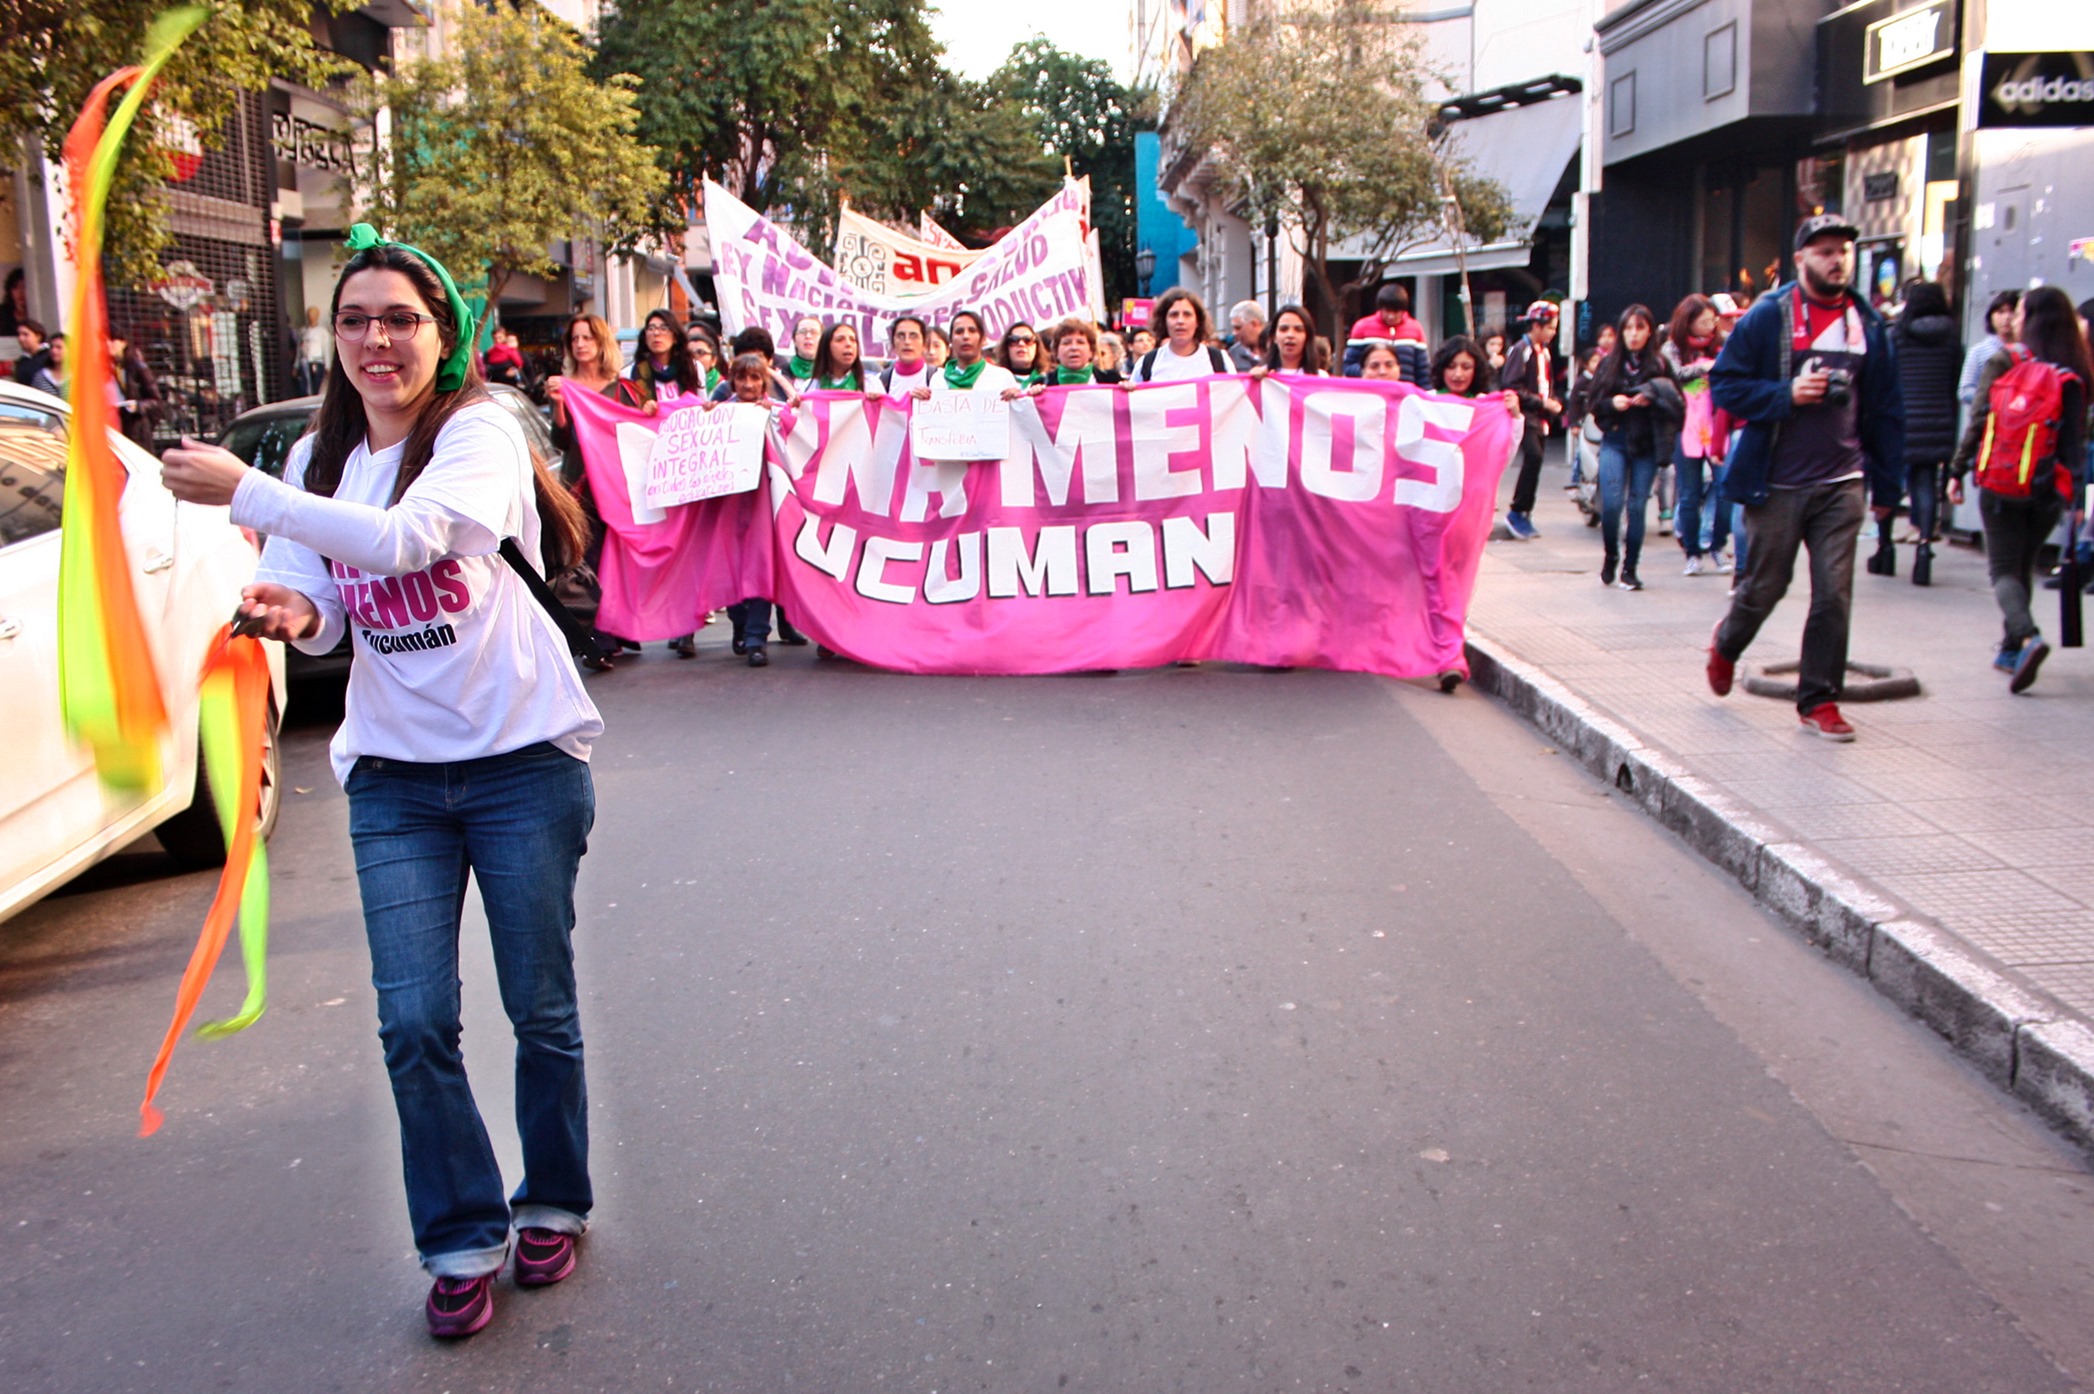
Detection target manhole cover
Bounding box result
[1742,659,1921,702]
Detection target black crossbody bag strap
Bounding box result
[498,537,599,660]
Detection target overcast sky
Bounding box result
[930,2,1140,83]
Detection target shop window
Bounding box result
[1609,73,1637,137]
[1704,24,1737,101]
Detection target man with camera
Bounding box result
[1703,214,1905,740]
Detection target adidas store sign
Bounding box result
[1981,52,2094,127]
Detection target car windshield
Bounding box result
[218,412,311,480]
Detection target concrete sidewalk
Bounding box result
[1464,449,2094,1152]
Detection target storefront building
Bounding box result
[1589,0,1820,322]
[1591,0,2093,342]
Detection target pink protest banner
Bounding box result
[568,378,1517,674]
[564,389,776,640]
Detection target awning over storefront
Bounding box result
[1390,93,1583,277]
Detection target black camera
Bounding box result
[1820,367,1853,408]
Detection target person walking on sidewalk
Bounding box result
[1947,285,2091,693]
[1888,278,1963,586]
[1705,214,1906,741]
[1663,294,1730,576]
[1499,301,1563,540]
[1586,305,1681,590]
[158,226,604,1339]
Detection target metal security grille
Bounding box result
[106,93,285,447]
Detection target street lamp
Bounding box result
[1135,246,1157,296]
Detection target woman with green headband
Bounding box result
[161,226,602,1341]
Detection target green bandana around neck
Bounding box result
[343,223,476,393]
[817,374,859,391]
[704,366,722,392]
[943,358,987,390]
[788,354,817,380]
[1054,366,1095,385]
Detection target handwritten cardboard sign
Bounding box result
[643,402,767,510]
[908,390,1012,458]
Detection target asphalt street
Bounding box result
[1,632,2090,1393]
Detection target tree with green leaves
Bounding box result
[1171,1,1511,339]
[986,39,1152,303]
[592,0,942,237]
[838,70,1060,245]
[1,0,353,287]
[345,1,667,315]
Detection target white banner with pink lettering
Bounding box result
[565,378,1519,678]
[705,178,1096,358]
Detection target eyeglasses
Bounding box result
[1010,335,1037,345]
[689,341,715,357]
[334,311,436,342]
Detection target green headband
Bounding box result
[343,223,477,392]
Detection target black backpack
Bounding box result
[1137,345,1231,381]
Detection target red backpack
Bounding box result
[1977,345,2079,498]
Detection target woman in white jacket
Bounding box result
[162,226,602,1341]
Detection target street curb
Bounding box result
[1463,634,2092,1156]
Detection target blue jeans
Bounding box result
[726,598,774,648]
[1598,437,1659,571]
[346,742,596,1278]
[1674,445,1731,556]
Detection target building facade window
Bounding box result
[1704,23,1738,101]
[1610,72,1637,137]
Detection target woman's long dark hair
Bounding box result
[1430,335,1490,395]
[633,308,701,394]
[2021,285,2094,386]
[813,321,866,389]
[1264,304,1319,372]
[1589,304,1666,402]
[302,244,587,574]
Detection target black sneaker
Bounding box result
[1616,571,1643,591]
[514,1227,577,1288]
[747,647,769,667]
[1600,556,1618,587]
[425,1274,494,1338]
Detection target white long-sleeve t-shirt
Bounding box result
[230,399,603,785]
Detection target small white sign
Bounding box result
[910,390,1012,458]
[642,403,767,510]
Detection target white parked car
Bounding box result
[0,381,286,924]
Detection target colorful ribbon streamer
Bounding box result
[139,626,273,1137]
[56,7,207,791]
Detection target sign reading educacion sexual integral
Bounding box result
[705,177,1097,358]
[565,378,1519,677]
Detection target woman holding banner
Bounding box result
[546,312,647,669]
[1041,318,1118,386]
[910,310,1019,400]
[628,308,703,416]
[1131,289,1231,382]
[998,322,1046,386]
[626,308,709,656]
[1251,304,1326,378]
[783,315,824,386]
[159,228,603,1341]
[810,322,873,395]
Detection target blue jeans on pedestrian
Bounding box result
[1673,445,1731,558]
[726,597,774,648]
[345,742,596,1278]
[1598,436,1659,573]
